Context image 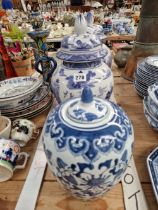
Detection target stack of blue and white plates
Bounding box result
[143,82,158,131]
[134,56,158,98]
[0,76,52,120]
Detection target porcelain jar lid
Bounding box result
[56,14,107,63]
[86,11,106,40]
[60,86,116,129]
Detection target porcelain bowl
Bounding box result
[0,77,43,110]
[143,97,158,131]
[148,82,158,105]
[147,95,158,119]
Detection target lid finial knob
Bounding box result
[81,86,93,104]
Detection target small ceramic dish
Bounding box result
[147,146,158,203]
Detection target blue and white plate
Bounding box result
[1,85,49,113]
[147,147,158,203]
[145,56,158,69]
[134,58,158,98]
[0,77,43,110]
[0,76,43,99]
[4,93,52,120]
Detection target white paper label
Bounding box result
[74,72,87,83]
[121,156,149,210]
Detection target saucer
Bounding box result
[147,146,158,203]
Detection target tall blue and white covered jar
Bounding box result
[51,14,114,103]
[43,86,134,200]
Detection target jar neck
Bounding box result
[62,59,102,69]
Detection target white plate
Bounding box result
[135,74,155,86]
[1,85,49,113]
[0,77,43,99]
[145,56,158,68]
[5,93,52,119]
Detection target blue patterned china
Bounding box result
[144,56,158,70]
[143,97,158,131]
[50,14,114,103]
[86,11,106,40]
[3,93,52,120]
[51,60,114,103]
[148,82,158,103]
[134,80,148,98]
[0,76,42,99]
[134,58,158,98]
[102,44,112,68]
[43,86,134,200]
[56,14,107,63]
[1,85,49,113]
[0,77,43,110]
[144,82,158,120]
[147,146,158,203]
[145,96,158,119]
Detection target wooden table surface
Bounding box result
[0,64,158,210]
[106,33,136,41]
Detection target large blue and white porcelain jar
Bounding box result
[43,86,134,200]
[51,14,114,103]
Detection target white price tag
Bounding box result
[74,72,87,83]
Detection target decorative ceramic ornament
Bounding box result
[11,119,37,147]
[43,86,134,200]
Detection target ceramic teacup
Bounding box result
[0,138,29,182]
[11,119,38,147]
[0,116,11,139]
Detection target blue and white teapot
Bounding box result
[51,14,114,103]
[43,86,134,200]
